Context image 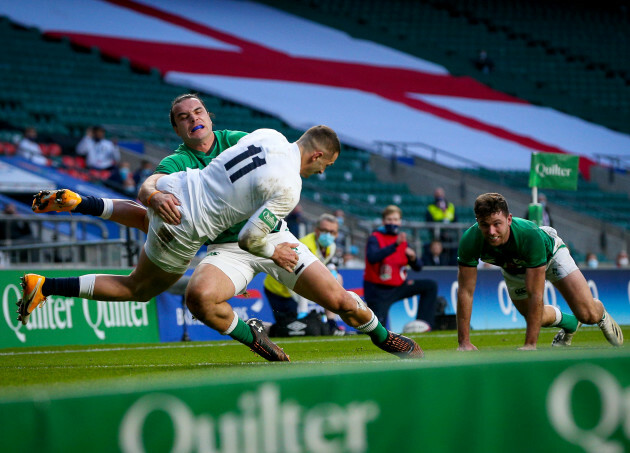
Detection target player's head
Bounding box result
[474,193,512,246]
[382,205,402,225]
[297,125,340,178]
[170,94,214,143]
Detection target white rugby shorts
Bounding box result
[143,207,205,274]
[200,229,319,297]
[502,227,579,301]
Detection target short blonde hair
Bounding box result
[382,205,402,219]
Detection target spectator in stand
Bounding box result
[426,187,457,225]
[584,252,599,269]
[133,159,154,192]
[107,161,136,196]
[16,127,47,165]
[616,250,629,268]
[473,49,494,74]
[364,205,438,329]
[426,187,458,263]
[422,239,454,266]
[76,126,120,171]
[524,192,553,227]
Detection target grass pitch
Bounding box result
[0,325,628,399]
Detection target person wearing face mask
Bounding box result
[363,205,438,330]
[585,252,599,269]
[263,213,345,335]
[616,250,629,268]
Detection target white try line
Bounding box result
[0,330,530,357]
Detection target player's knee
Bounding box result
[328,290,359,315]
[185,286,220,315]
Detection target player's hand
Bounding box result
[150,192,181,225]
[396,232,407,245]
[517,344,537,351]
[457,342,478,351]
[272,242,299,273]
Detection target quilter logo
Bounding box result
[119,383,379,453]
[259,208,278,229]
[535,163,572,178]
[2,283,149,343]
[547,364,630,453]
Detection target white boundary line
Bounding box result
[0,327,602,356]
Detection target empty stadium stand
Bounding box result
[259,0,630,135]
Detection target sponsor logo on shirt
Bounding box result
[259,208,278,229]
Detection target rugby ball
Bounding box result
[403,319,431,333]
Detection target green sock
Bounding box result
[229,318,254,345]
[368,322,389,343]
[357,318,388,343]
[557,312,579,332]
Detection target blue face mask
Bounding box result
[318,232,335,248]
[379,224,399,235]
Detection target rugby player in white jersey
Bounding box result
[20,124,423,360]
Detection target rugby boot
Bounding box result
[552,322,582,347]
[374,331,424,358]
[17,274,47,326]
[246,318,290,362]
[598,311,624,346]
[32,189,82,213]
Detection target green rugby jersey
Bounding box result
[457,217,555,274]
[155,130,247,244]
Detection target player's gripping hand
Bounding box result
[457,342,478,351]
[150,192,181,225]
[272,242,300,273]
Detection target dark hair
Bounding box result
[474,193,510,219]
[297,125,341,157]
[169,94,210,127]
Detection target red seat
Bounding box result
[47,143,62,157]
[0,142,16,156]
[74,156,86,168]
[61,155,76,167]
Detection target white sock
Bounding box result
[221,311,239,335]
[78,275,96,298]
[100,198,114,220]
[356,311,378,333]
[550,305,562,327]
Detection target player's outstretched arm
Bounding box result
[457,265,478,351]
[138,174,181,225]
[519,266,546,350]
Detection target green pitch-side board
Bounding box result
[0,270,159,347]
[1,352,629,453]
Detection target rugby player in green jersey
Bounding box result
[457,193,623,350]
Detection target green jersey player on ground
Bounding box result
[25,94,423,361]
[457,192,623,350]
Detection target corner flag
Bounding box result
[528,152,579,191]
